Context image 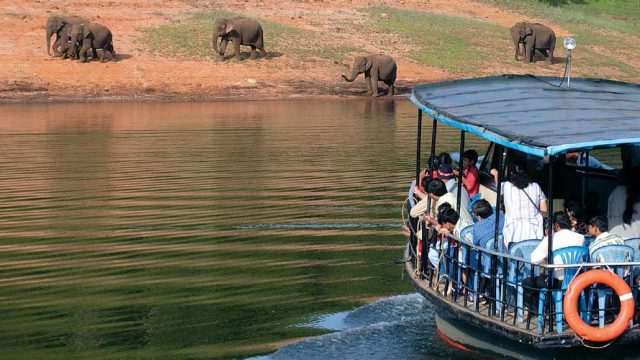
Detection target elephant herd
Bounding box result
[339,21,557,97]
[45,14,557,96]
[46,15,116,62]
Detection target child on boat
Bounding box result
[454,149,480,198]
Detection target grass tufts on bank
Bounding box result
[140,11,357,62]
[367,7,510,74]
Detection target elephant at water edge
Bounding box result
[510,22,556,64]
[69,23,117,62]
[342,54,397,97]
[211,17,267,61]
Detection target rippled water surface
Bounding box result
[0,99,486,359]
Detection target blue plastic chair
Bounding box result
[457,225,476,295]
[538,246,589,334]
[590,244,634,328]
[457,238,479,304]
[507,239,541,321]
[456,226,477,300]
[481,237,504,312]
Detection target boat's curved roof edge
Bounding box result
[409,74,640,157]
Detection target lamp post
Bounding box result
[564,38,576,88]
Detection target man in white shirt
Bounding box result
[530,212,585,281]
[588,215,624,259]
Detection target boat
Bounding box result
[402,74,640,357]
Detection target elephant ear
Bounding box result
[225,23,235,34]
[365,58,373,71]
[55,19,65,32]
[83,28,91,39]
[525,25,534,36]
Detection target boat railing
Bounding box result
[410,235,640,335]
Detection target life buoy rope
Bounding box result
[563,269,635,343]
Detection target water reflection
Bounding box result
[0,99,487,359]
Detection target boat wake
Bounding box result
[248,294,476,360]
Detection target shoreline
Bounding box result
[0,87,417,105]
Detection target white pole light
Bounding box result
[564,38,576,50]
[563,38,576,88]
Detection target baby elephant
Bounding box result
[69,23,116,62]
[342,54,397,97]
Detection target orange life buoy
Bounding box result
[563,269,635,342]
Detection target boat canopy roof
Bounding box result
[409,74,640,158]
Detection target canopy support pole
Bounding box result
[457,131,465,211]
[494,147,503,251]
[546,155,555,333]
[581,151,590,205]
[416,110,423,186]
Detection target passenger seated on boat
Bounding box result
[416,154,440,193]
[523,212,585,310]
[429,207,471,270]
[438,152,453,168]
[456,199,504,300]
[491,159,548,249]
[453,149,480,198]
[608,166,640,239]
[588,215,624,258]
[565,200,589,235]
[411,178,473,227]
[471,199,505,249]
[438,164,471,205]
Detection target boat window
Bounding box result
[479,142,494,174]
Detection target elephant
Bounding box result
[45,14,88,57]
[342,54,397,97]
[211,18,267,61]
[69,23,116,62]
[509,22,556,64]
[56,24,94,60]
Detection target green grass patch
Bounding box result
[140,11,357,62]
[490,0,640,36]
[367,7,510,74]
[487,0,640,78]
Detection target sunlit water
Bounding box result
[0,99,486,359]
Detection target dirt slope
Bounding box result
[0,0,592,103]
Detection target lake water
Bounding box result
[0,99,485,359]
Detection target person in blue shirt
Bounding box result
[471,199,505,249]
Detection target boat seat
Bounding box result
[538,246,589,334]
[590,244,634,328]
[507,239,541,321]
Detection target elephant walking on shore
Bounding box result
[342,54,397,97]
[45,14,87,57]
[211,18,267,61]
[510,22,556,64]
[69,23,116,62]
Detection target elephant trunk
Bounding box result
[46,28,53,56]
[342,68,360,82]
[211,31,220,54]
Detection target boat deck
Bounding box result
[402,245,640,349]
